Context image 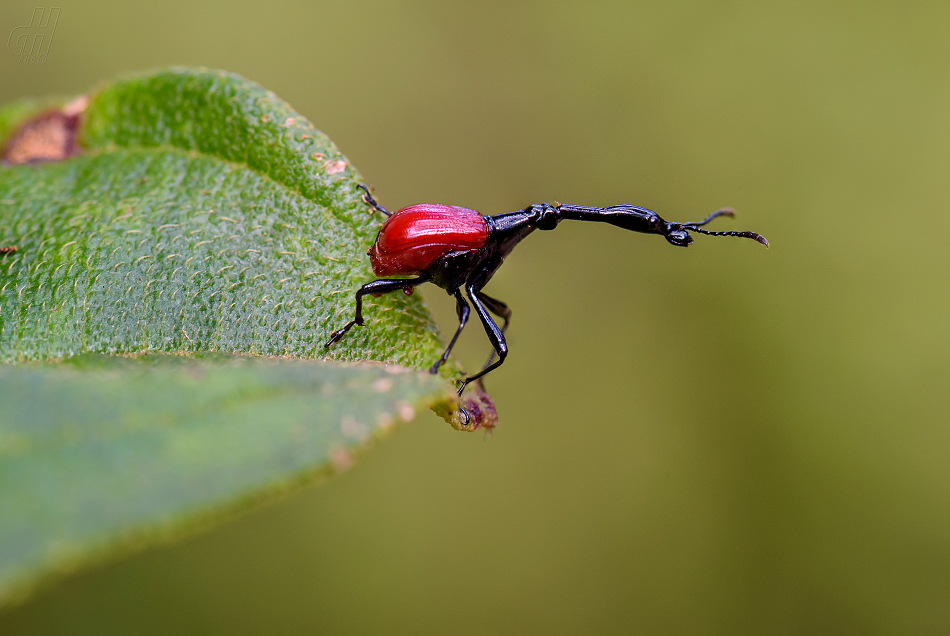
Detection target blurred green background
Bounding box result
[2,0,948,633]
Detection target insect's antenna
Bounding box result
[689,226,769,247]
[356,183,392,217]
[685,207,735,227]
[675,208,768,246]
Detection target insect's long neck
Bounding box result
[488,202,665,247]
[487,202,694,254]
[485,201,766,265]
[554,204,666,234]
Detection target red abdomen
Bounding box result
[369,204,489,276]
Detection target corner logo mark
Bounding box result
[8,7,61,64]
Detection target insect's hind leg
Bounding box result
[324,277,428,347]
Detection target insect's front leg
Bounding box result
[324,276,428,347]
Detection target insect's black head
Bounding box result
[663,224,694,247]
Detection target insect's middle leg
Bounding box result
[430,288,470,374]
[325,277,427,347]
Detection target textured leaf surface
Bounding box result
[0,68,452,369]
[0,354,449,607]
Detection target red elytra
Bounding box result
[369,203,489,276]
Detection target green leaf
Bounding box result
[0,69,477,608]
[0,67,453,371]
[0,353,451,607]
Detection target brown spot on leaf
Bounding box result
[323,160,347,175]
[371,377,393,393]
[329,446,354,473]
[2,97,88,165]
[396,401,416,422]
[340,414,368,441]
[377,412,395,429]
